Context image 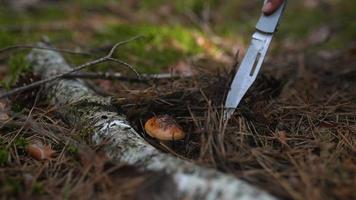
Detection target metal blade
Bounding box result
[224,32,273,120]
[256,0,287,33]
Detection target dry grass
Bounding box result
[1,44,355,200]
[119,50,356,200]
[0,99,175,199]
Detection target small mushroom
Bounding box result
[144,115,185,141]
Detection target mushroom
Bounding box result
[144,115,185,141]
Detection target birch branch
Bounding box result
[28,43,276,200]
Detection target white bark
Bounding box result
[28,44,276,200]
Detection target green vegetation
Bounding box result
[2,54,30,87]
[94,24,203,73]
[66,145,78,156]
[0,0,354,80]
[1,177,22,194]
[14,137,28,150]
[0,149,9,165]
[32,182,45,195]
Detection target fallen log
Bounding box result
[28,43,276,200]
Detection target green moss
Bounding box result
[69,0,109,7]
[94,24,203,73]
[0,149,9,165]
[1,177,22,195]
[14,137,28,150]
[66,145,78,156]
[32,182,45,195]
[139,0,220,13]
[0,6,66,25]
[30,7,66,21]
[1,54,30,88]
[280,7,326,39]
[0,32,17,47]
[0,0,354,75]
[11,103,24,113]
[0,5,73,48]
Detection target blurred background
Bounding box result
[0,0,355,83]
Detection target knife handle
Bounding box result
[256,0,287,34]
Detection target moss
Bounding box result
[279,7,326,39]
[1,177,22,195]
[14,137,28,150]
[0,32,17,48]
[11,103,24,113]
[93,24,203,73]
[32,182,45,195]
[0,6,66,25]
[0,5,73,48]
[139,0,220,13]
[69,0,109,7]
[0,0,355,75]
[0,149,9,165]
[66,145,79,156]
[1,54,30,89]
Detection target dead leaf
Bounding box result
[158,4,174,17]
[0,99,10,122]
[0,65,6,80]
[0,112,9,122]
[170,60,194,76]
[98,80,113,91]
[79,148,108,173]
[27,141,55,160]
[0,99,7,110]
[303,0,320,8]
[277,130,288,145]
[308,25,330,45]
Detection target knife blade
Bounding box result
[224,0,287,120]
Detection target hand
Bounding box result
[262,0,284,15]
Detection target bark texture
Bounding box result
[28,44,276,200]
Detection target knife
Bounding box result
[224,0,287,120]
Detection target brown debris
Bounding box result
[0,100,10,122]
[26,141,55,160]
[170,60,195,76]
[118,57,356,200]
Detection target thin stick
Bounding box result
[0,35,143,56]
[0,36,142,99]
[64,72,190,82]
[106,57,139,77]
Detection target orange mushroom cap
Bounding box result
[144,115,185,141]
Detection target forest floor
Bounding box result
[0,0,355,200]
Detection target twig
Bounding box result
[0,36,142,99]
[106,57,139,76]
[64,72,190,82]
